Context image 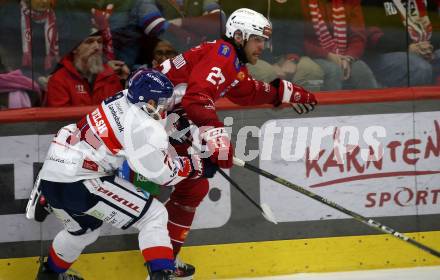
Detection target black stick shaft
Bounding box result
[241,161,440,258]
[217,168,265,214]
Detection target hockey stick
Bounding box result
[217,168,277,224]
[233,157,440,258]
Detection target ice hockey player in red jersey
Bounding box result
[155,8,318,279]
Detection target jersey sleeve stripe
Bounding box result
[88,105,122,155]
[98,105,122,154]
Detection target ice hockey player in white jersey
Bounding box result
[28,68,217,280]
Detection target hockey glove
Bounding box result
[272,79,317,114]
[166,109,193,144]
[190,154,219,179]
[201,127,234,169]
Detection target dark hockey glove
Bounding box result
[166,108,193,144]
[190,154,219,179]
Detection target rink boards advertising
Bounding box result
[0,89,439,279]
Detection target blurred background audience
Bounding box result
[301,0,378,91]
[0,0,439,110]
[364,0,440,87]
[151,39,178,68]
[45,30,124,107]
[0,53,41,109]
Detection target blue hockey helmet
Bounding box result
[127,68,174,119]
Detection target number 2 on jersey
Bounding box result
[206,67,225,86]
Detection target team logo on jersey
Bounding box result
[91,108,108,135]
[237,71,246,81]
[218,44,231,57]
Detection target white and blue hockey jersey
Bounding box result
[39,90,192,186]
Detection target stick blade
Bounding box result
[261,203,278,224]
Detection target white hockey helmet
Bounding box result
[225,8,272,41]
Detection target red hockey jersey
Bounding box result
[158,39,281,128]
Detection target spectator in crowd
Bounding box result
[246,5,325,92]
[20,0,60,73]
[0,51,41,109]
[34,0,223,70]
[92,4,131,81]
[247,54,325,91]
[0,1,21,72]
[363,0,440,87]
[301,0,378,90]
[161,0,224,48]
[45,30,126,107]
[108,0,224,68]
[91,3,116,61]
[151,39,178,68]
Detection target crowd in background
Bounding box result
[0,0,439,109]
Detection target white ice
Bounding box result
[233,265,440,280]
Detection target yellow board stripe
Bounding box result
[1,231,439,280]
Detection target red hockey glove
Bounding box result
[273,79,317,114]
[202,127,234,169]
